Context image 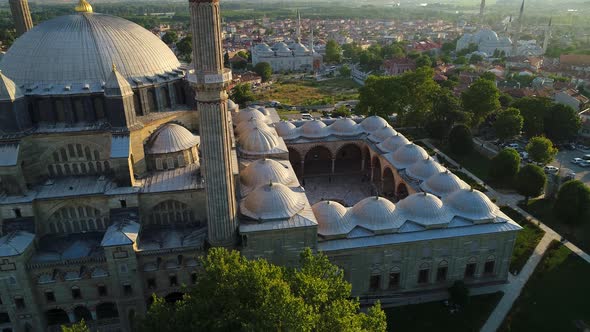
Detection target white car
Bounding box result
[544,166,559,174]
[572,158,584,165]
[579,161,590,168]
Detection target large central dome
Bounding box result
[0,12,181,89]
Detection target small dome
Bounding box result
[241,159,296,188]
[146,123,199,154]
[301,120,328,138]
[312,201,354,236]
[241,182,306,221]
[349,196,397,232]
[370,126,398,142]
[444,189,498,221]
[235,118,270,137]
[227,99,238,110]
[360,116,388,132]
[377,134,410,153]
[257,106,271,116]
[420,171,469,198]
[406,158,446,182]
[396,192,453,227]
[389,144,429,169]
[236,107,268,124]
[329,118,360,136]
[239,127,279,153]
[274,121,297,138]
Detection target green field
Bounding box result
[500,207,545,273]
[254,77,359,106]
[501,242,590,332]
[386,292,503,332]
[520,198,590,253]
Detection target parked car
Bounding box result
[544,165,559,174]
[519,151,529,159]
[572,158,584,165]
[578,144,590,151]
[583,155,590,161]
[566,143,577,150]
[507,143,520,149]
[579,160,590,168]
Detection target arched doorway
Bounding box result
[45,309,69,326]
[397,183,409,200]
[74,306,92,322]
[371,156,382,182]
[334,144,362,173]
[164,292,185,303]
[304,146,332,176]
[96,302,119,320]
[288,148,302,177]
[382,167,396,197]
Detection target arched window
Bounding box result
[149,200,194,226]
[48,205,107,234]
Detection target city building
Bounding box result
[0,0,520,331]
[456,29,514,56]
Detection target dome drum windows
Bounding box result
[47,144,106,178]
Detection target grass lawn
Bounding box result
[253,78,360,106]
[500,206,545,273]
[520,198,590,253]
[386,292,503,332]
[500,242,590,332]
[431,142,491,182]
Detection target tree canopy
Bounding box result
[516,164,546,203]
[448,124,474,155]
[254,62,272,82]
[490,148,521,182]
[461,78,500,127]
[494,107,524,140]
[230,83,255,107]
[554,180,590,225]
[325,40,342,64]
[161,30,178,45]
[544,103,582,141]
[136,248,387,332]
[176,35,193,61]
[61,320,89,332]
[425,89,469,140]
[526,136,558,165]
[358,67,440,126]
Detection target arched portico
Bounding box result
[288,147,302,177]
[304,146,332,176]
[334,144,362,173]
[397,183,409,200]
[382,167,396,197]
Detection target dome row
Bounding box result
[313,189,499,237]
[273,116,392,140]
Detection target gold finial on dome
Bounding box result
[75,0,93,13]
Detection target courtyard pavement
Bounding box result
[303,175,375,206]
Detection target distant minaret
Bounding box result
[479,0,486,25]
[309,28,314,53]
[188,0,237,247]
[296,9,302,43]
[518,0,525,33]
[9,0,33,37]
[543,17,552,54]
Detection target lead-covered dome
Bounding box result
[301,120,328,138]
[420,170,469,198]
[444,189,498,222]
[377,134,410,153]
[405,158,446,182]
[360,116,388,132]
[370,126,398,142]
[312,201,354,236]
[238,127,280,153]
[389,144,429,169]
[0,12,181,88]
[329,118,360,136]
[348,196,398,232]
[146,124,199,155]
[236,107,269,124]
[241,182,306,221]
[396,192,453,228]
[235,118,270,137]
[241,159,296,188]
[274,121,297,138]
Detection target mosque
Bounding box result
[0,0,520,331]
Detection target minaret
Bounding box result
[543,18,552,54]
[518,0,525,33]
[9,0,33,37]
[296,9,302,43]
[188,0,237,247]
[479,0,486,26]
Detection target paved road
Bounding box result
[549,148,590,186]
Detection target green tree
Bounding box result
[516,164,546,203]
[554,180,590,224]
[254,62,272,82]
[342,42,363,62]
[448,124,474,155]
[332,106,352,118]
[513,97,552,138]
[454,56,468,65]
[461,78,500,127]
[176,35,193,61]
[490,148,521,182]
[479,72,497,82]
[325,40,342,63]
[544,103,582,141]
[469,54,484,64]
[415,54,432,68]
[161,30,178,45]
[339,64,352,77]
[499,93,513,108]
[494,107,524,140]
[230,83,255,107]
[62,320,89,332]
[526,136,558,165]
[425,89,470,140]
[136,248,386,332]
